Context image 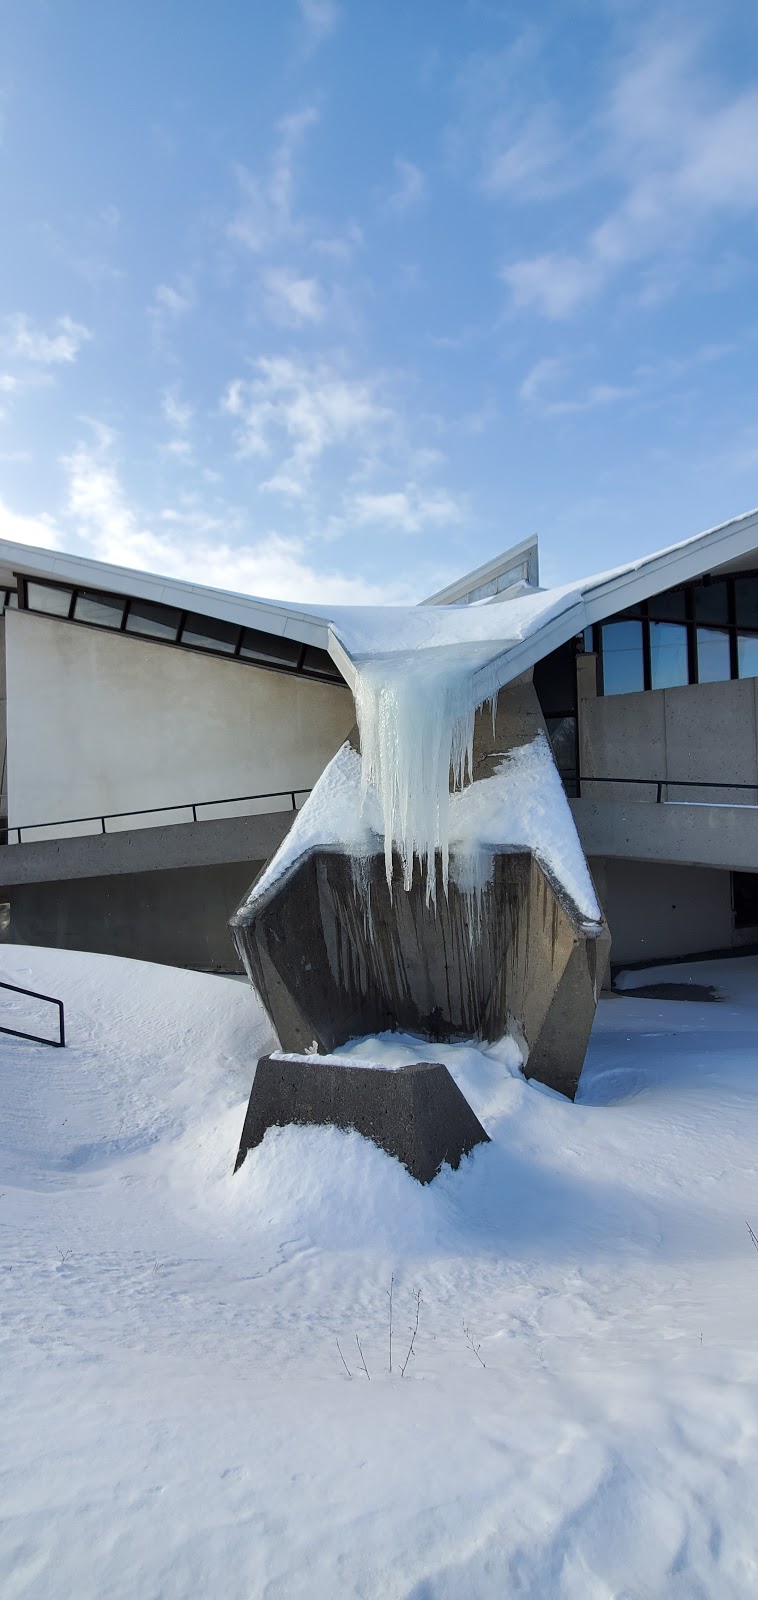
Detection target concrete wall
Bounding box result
[0,615,6,821]
[572,796,758,873]
[579,674,758,804]
[589,856,736,966]
[0,859,262,971]
[4,609,355,836]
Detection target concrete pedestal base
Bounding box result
[234,1054,490,1183]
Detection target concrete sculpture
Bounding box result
[235,1055,490,1183]
[230,671,609,1174]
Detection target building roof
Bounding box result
[2,504,758,701]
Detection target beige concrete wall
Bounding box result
[5,609,355,836]
[579,677,758,805]
[0,615,6,820]
[589,856,735,966]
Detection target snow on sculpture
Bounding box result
[230,622,610,1129]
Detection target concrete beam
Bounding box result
[571,796,758,873]
[0,809,294,887]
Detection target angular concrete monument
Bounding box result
[231,675,609,1109]
[235,1054,490,1183]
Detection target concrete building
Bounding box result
[0,509,757,973]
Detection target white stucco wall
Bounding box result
[5,610,355,837]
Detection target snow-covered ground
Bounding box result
[3,944,758,1598]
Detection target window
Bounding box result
[738,635,758,679]
[26,580,73,617]
[73,589,126,629]
[180,613,239,654]
[695,581,728,626]
[735,577,758,630]
[125,600,181,641]
[600,620,644,695]
[697,627,730,683]
[648,588,686,622]
[301,646,342,679]
[650,621,688,689]
[545,716,577,795]
[239,628,302,668]
[596,569,758,696]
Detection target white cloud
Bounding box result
[151,279,194,318]
[503,253,601,319]
[263,266,326,327]
[383,157,426,217]
[222,354,390,496]
[296,0,339,43]
[502,33,758,318]
[519,356,565,405]
[0,495,64,551]
[161,387,193,459]
[544,382,637,418]
[228,107,318,255]
[482,107,565,196]
[4,313,92,365]
[59,432,402,604]
[348,485,463,533]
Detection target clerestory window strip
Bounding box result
[592,570,758,696]
[15,573,343,684]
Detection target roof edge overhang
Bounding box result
[0,536,333,650]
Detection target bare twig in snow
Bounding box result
[387,1273,394,1374]
[335,1337,352,1379]
[401,1288,422,1377]
[355,1334,370,1380]
[56,1246,71,1263]
[746,1221,758,1255]
[463,1321,486,1368]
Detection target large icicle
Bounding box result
[353,640,504,904]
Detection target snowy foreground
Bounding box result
[3,948,758,1597]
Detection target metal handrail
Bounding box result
[0,978,65,1047]
[0,786,312,846]
[577,775,758,803]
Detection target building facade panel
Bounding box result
[4,609,355,836]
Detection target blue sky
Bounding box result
[1,0,758,604]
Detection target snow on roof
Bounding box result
[327,505,758,695]
[2,503,757,688]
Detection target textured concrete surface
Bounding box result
[234,1054,490,1183]
[0,809,292,886]
[0,860,262,971]
[231,679,610,1100]
[573,796,758,873]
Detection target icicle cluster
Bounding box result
[353,641,499,905]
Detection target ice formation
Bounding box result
[353,640,509,905]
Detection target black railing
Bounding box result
[0,979,65,1047]
[0,787,312,846]
[577,775,758,803]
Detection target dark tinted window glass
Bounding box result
[697,627,731,683]
[125,600,181,640]
[73,589,126,629]
[735,577,758,629]
[648,588,686,622]
[26,580,72,617]
[738,634,758,679]
[694,580,728,625]
[181,613,239,654]
[733,871,758,929]
[650,621,688,689]
[533,641,576,715]
[301,646,342,679]
[545,715,577,786]
[238,628,301,668]
[601,620,644,695]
